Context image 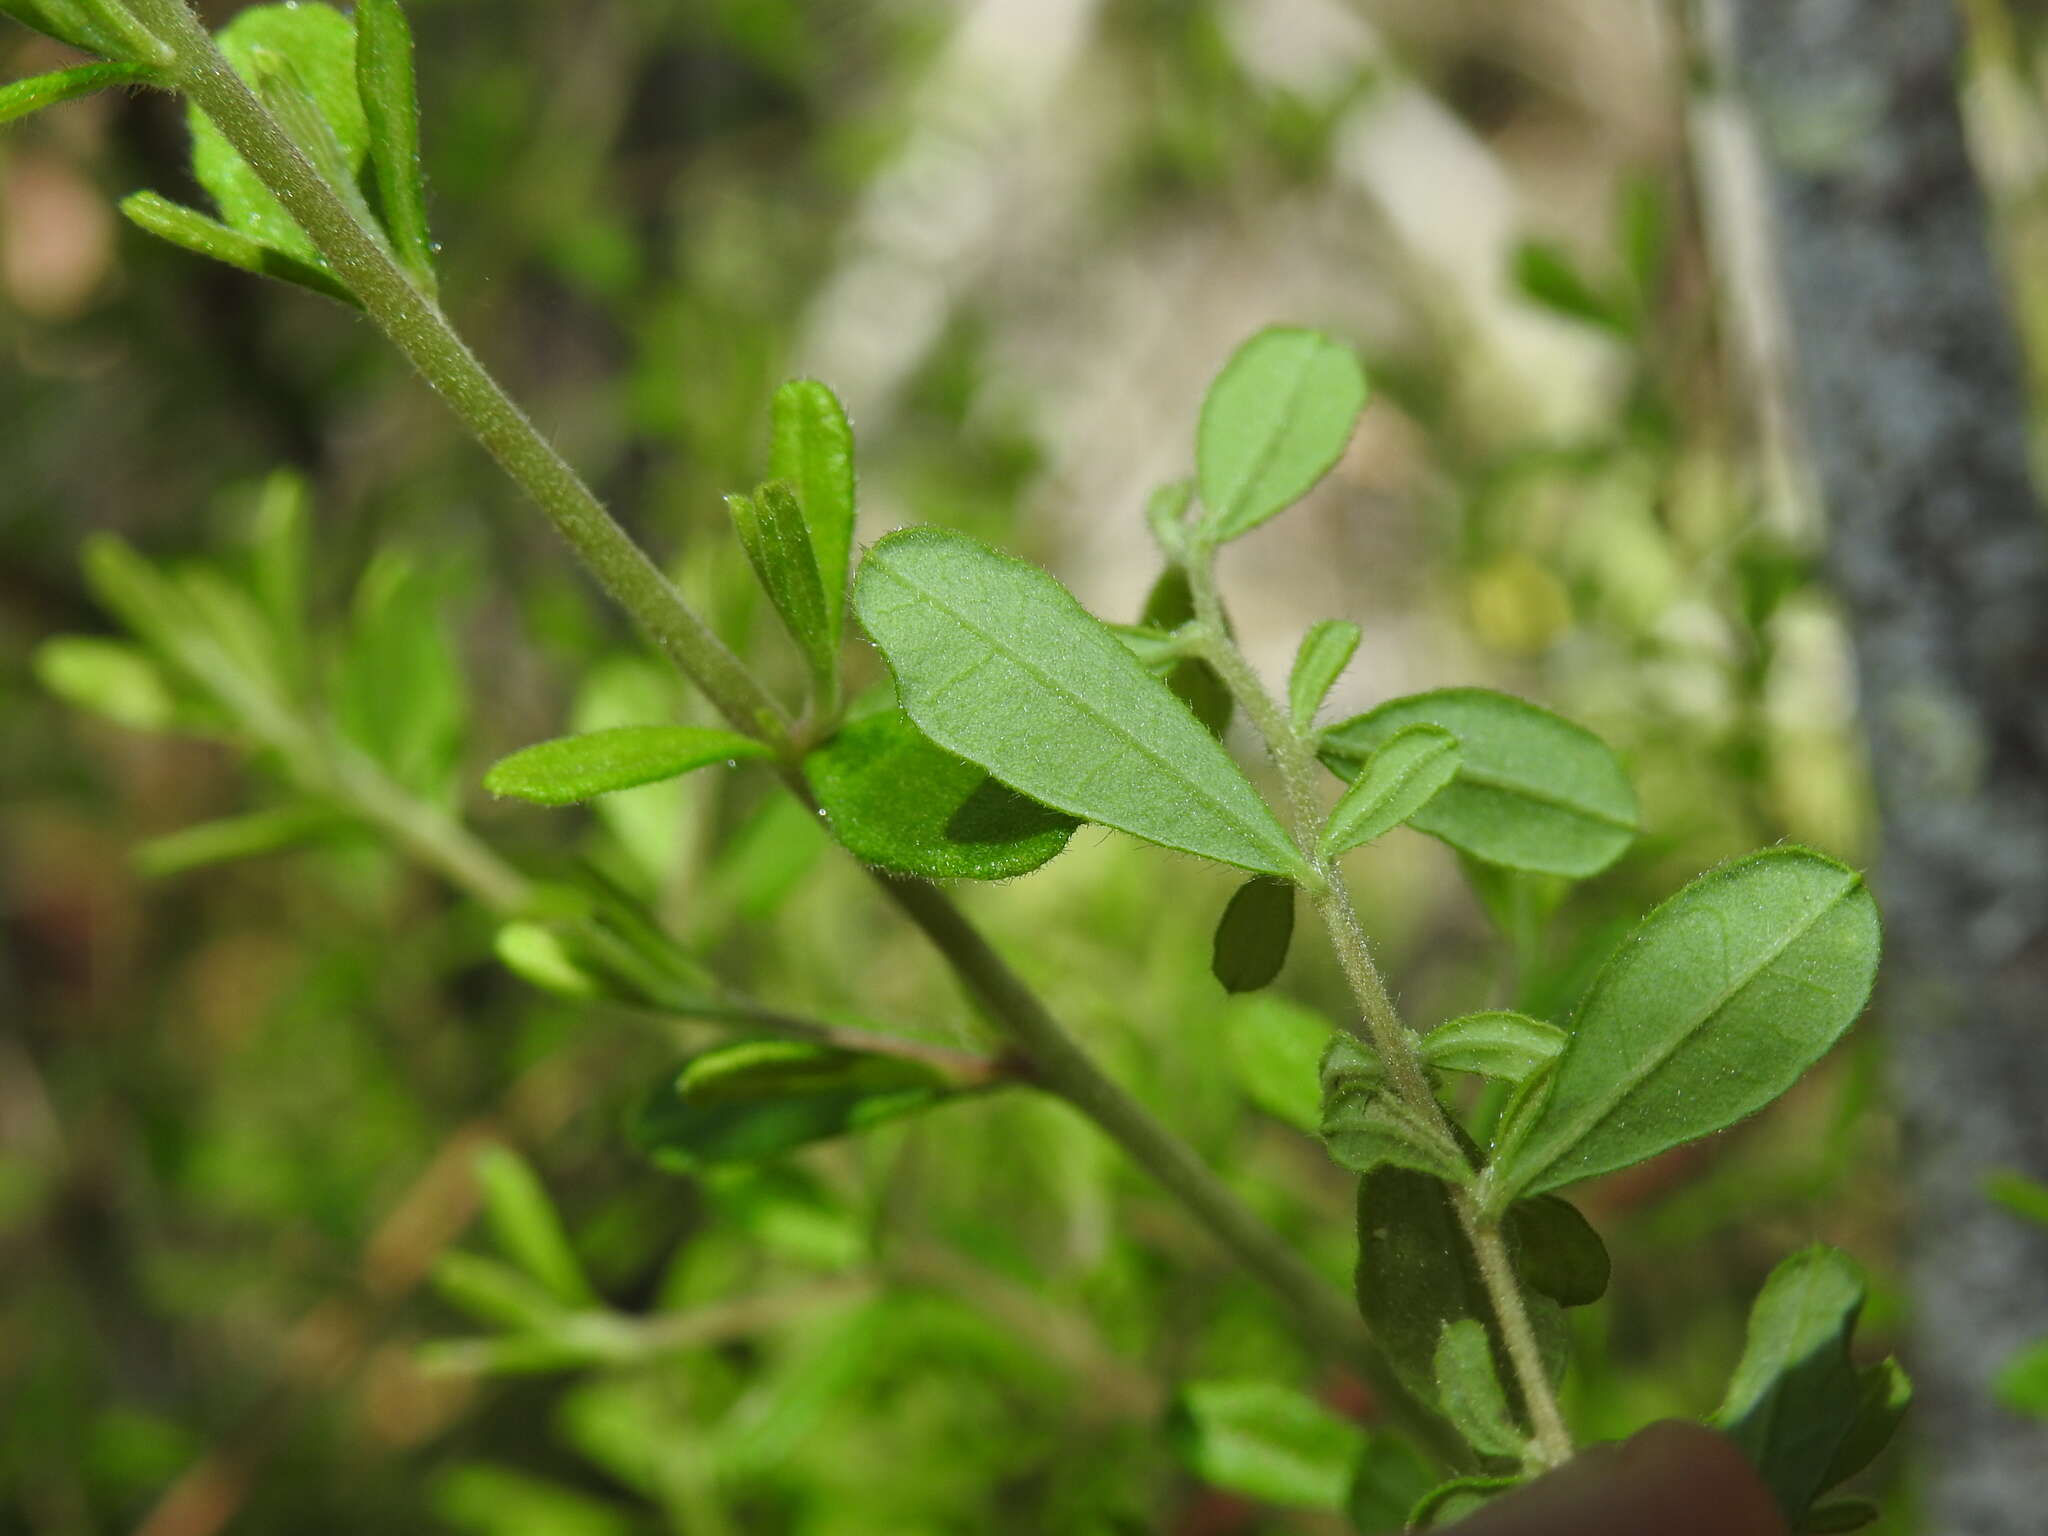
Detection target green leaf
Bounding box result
[1321,689,1638,878]
[1211,877,1295,993]
[1820,1357,1910,1486]
[1434,1319,1526,1463]
[485,726,770,807]
[474,1145,595,1308]
[854,528,1303,876]
[431,1251,563,1332]
[806,706,1076,880]
[1458,853,1572,957]
[1504,1195,1609,1308]
[133,804,355,878]
[1321,1031,1386,1101]
[1993,1339,2048,1419]
[1288,619,1360,732]
[1196,327,1369,542]
[1322,725,1462,858]
[0,0,167,64]
[1166,1380,1364,1510]
[248,470,312,694]
[1322,1093,1471,1185]
[1407,1476,1520,1530]
[1511,240,1628,334]
[1712,1246,1876,1523]
[1140,564,1232,737]
[1345,1433,1438,1534]
[494,923,603,1001]
[119,192,362,305]
[1800,1499,1881,1533]
[1224,995,1334,1133]
[769,380,856,649]
[353,0,435,287]
[630,1040,964,1172]
[729,484,836,703]
[1496,849,1880,1201]
[1352,1167,1570,1417]
[1420,1011,1565,1084]
[188,3,367,265]
[1985,1168,2048,1230]
[0,60,160,126]
[34,636,179,731]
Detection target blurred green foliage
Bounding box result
[1,1,1908,1531]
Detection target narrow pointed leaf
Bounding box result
[0,61,160,126]
[806,706,1075,880]
[1140,564,1232,737]
[1321,688,1637,878]
[188,3,367,264]
[1504,1195,1609,1307]
[1435,1319,1526,1462]
[1713,1246,1874,1523]
[1321,1093,1471,1185]
[1197,327,1369,542]
[1288,619,1360,732]
[1993,1341,2048,1418]
[34,636,178,731]
[474,1145,594,1308]
[0,0,167,63]
[495,922,604,1001]
[431,1251,563,1332]
[855,529,1303,875]
[120,193,362,305]
[630,1040,964,1171]
[1408,1476,1521,1530]
[133,804,355,878]
[1498,849,1880,1200]
[1321,724,1462,858]
[1167,1380,1364,1510]
[1420,1011,1566,1083]
[354,0,435,285]
[729,485,836,701]
[1211,877,1294,993]
[769,380,856,646]
[485,726,770,806]
[1984,1169,2048,1230]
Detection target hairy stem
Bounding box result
[1184,537,1574,1468]
[122,0,1468,1457]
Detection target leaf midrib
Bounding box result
[1212,338,1321,531]
[1519,874,1858,1188]
[873,552,1297,873]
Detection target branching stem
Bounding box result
[122,0,1471,1465]
[1183,535,1575,1468]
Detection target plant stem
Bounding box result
[1183,537,1575,1468]
[127,0,794,756]
[126,0,1463,1457]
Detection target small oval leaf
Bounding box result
[631,1040,962,1172]
[1497,848,1881,1200]
[473,1144,594,1307]
[1197,327,1369,542]
[855,529,1302,875]
[1288,618,1361,732]
[485,725,771,806]
[354,0,435,286]
[1321,688,1638,877]
[1211,877,1295,993]
[1504,1194,1609,1307]
[0,60,161,126]
[1321,724,1463,858]
[1420,1011,1567,1083]
[806,707,1076,881]
[1408,1475,1521,1530]
[729,485,835,700]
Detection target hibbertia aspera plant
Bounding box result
[6,0,1908,1527]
